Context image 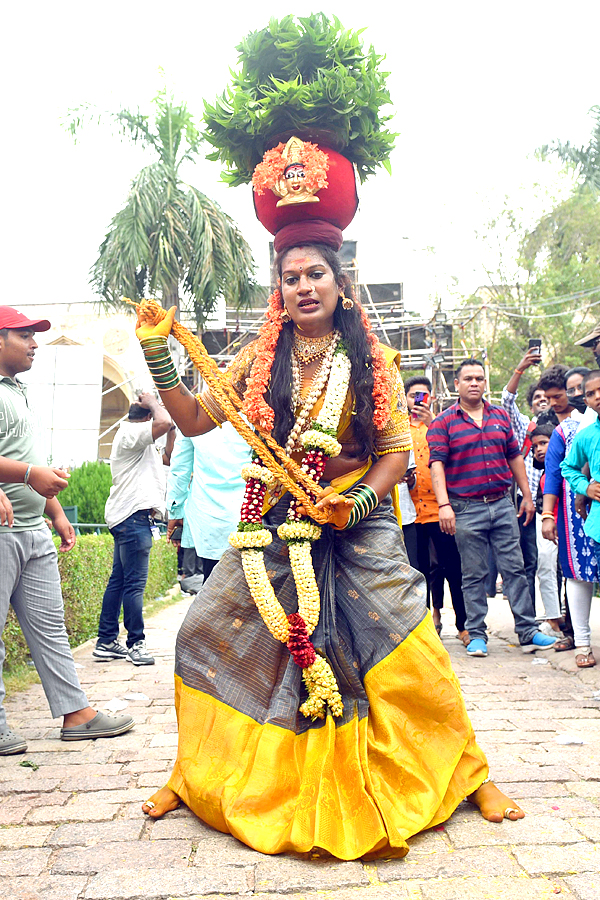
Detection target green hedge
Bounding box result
[3,533,178,672]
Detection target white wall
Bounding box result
[21,344,103,467]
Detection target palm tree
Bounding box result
[66,90,264,327]
[539,105,600,195]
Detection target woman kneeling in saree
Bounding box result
[137,242,524,860]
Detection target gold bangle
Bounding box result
[541,512,555,520]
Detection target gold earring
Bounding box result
[340,294,354,310]
[280,308,291,323]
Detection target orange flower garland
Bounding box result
[242,289,283,432]
[252,142,329,196]
[357,300,392,429]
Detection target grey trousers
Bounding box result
[451,494,540,645]
[0,528,89,728]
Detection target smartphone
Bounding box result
[413,391,429,405]
[528,339,542,357]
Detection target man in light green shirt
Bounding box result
[0,305,135,754]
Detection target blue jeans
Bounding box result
[97,510,152,647]
[451,495,539,645]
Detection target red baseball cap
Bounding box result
[0,306,51,332]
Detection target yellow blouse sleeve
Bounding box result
[196,341,257,426]
[374,359,413,455]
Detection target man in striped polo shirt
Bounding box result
[427,357,557,657]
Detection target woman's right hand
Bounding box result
[136,305,176,341]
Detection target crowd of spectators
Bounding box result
[409,338,599,668]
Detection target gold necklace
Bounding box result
[292,330,336,364]
[460,403,484,420]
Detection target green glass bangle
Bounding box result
[140,336,181,391]
[343,483,379,529]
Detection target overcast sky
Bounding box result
[4,0,598,314]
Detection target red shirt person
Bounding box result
[426,358,556,658]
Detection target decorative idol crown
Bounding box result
[203,14,396,251]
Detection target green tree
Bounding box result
[457,191,600,394]
[66,90,265,327]
[539,105,600,194]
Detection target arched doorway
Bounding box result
[99,357,133,459]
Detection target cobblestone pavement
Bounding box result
[1,591,600,900]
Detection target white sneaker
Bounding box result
[127,641,155,666]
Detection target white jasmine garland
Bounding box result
[229,529,273,550]
[301,429,342,457]
[277,521,322,542]
[241,463,278,486]
[315,351,352,431]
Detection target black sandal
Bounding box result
[554,635,575,652]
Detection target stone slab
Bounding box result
[84,865,253,898]
[416,875,572,899]
[377,846,520,881]
[149,817,216,840]
[47,819,144,846]
[193,832,271,865]
[571,818,600,841]
[0,874,88,900]
[52,838,192,874]
[28,801,120,824]
[0,825,53,848]
[445,814,583,847]
[254,857,369,893]
[0,847,52,876]
[564,873,600,899]
[513,842,600,874]
[519,797,600,818]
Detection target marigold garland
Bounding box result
[241,289,283,432]
[357,300,392,430]
[233,343,352,720]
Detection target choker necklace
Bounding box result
[292,330,336,364]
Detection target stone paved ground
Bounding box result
[1,591,600,900]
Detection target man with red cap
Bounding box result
[0,306,134,754]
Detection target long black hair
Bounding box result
[267,243,377,456]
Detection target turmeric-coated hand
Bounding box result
[136,304,176,341]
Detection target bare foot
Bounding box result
[468,780,524,823]
[63,707,98,728]
[142,786,180,818]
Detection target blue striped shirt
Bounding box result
[427,401,520,498]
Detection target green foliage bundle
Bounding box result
[3,534,178,672]
[203,14,396,186]
[58,460,113,525]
